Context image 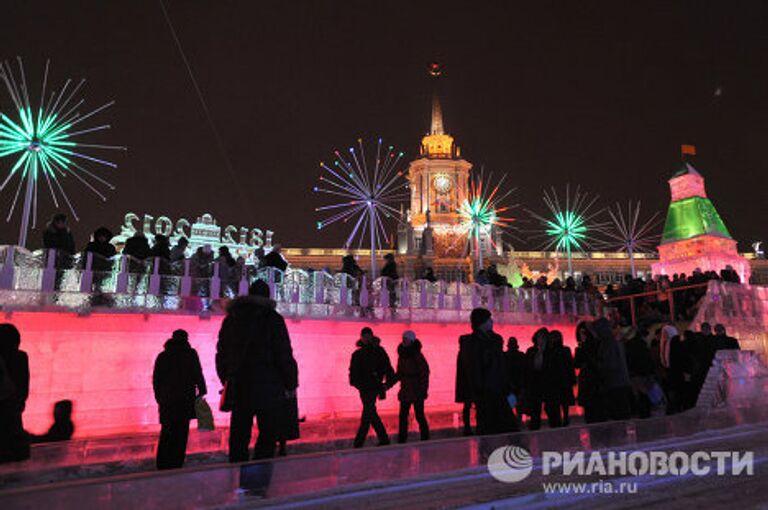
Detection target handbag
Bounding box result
[195,397,215,431]
[277,394,300,441]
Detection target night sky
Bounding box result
[1,1,767,251]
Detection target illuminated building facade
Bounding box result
[399,67,499,259]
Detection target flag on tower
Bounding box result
[681,144,697,156]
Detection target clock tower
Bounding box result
[404,65,472,257]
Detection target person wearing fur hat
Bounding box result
[152,329,206,469]
[394,330,430,443]
[217,280,298,461]
[42,213,75,255]
[349,327,395,448]
[84,227,116,260]
[84,227,117,293]
[456,308,515,435]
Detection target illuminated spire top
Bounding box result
[421,62,457,159]
[670,144,705,200]
[429,64,445,135]
[431,93,445,135]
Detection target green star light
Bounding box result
[0,58,125,246]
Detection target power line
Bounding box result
[157,0,254,218]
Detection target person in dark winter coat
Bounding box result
[524,328,563,430]
[263,245,288,272]
[687,324,716,407]
[217,280,298,461]
[152,329,206,469]
[713,324,740,351]
[574,321,603,423]
[169,237,189,264]
[455,332,476,436]
[84,227,117,292]
[151,235,172,261]
[341,255,362,278]
[123,231,152,268]
[341,255,363,306]
[456,308,515,435]
[349,327,395,447]
[29,400,74,443]
[0,323,30,463]
[592,318,632,420]
[504,337,527,419]
[381,253,399,280]
[84,227,116,261]
[394,330,430,443]
[42,213,75,255]
[624,328,656,418]
[667,331,694,413]
[549,330,576,426]
[381,253,399,306]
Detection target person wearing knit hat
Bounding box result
[394,330,430,443]
[455,308,517,435]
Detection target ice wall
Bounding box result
[4,311,576,437]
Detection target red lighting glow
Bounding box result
[6,311,576,437]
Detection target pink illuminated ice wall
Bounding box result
[6,310,576,437]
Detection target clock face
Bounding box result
[433,174,453,194]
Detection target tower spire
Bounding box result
[429,62,444,135]
[421,63,455,159]
[431,94,444,135]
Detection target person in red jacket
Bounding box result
[394,330,430,443]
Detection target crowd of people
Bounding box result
[40,212,739,319]
[606,268,741,325]
[0,282,745,469]
[39,214,291,296]
[0,213,744,469]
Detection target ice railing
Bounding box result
[692,280,768,329]
[0,246,599,317]
[691,280,768,358]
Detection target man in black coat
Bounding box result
[152,329,207,469]
[713,324,740,351]
[548,330,576,426]
[349,327,395,448]
[84,227,117,260]
[524,328,564,430]
[217,280,298,461]
[504,337,527,420]
[0,323,30,463]
[42,213,75,255]
[624,328,655,418]
[85,228,117,287]
[123,232,152,261]
[456,308,515,435]
[381,253,399,306]
[263,245,288,272]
